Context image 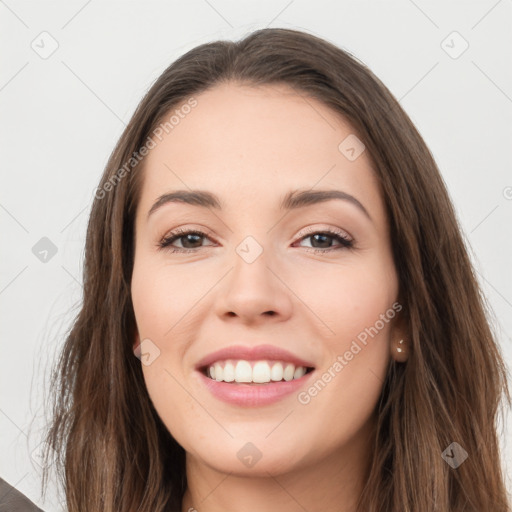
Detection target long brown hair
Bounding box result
[42,27,511,511]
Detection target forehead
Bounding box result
[137,82,384,221]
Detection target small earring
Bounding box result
[396,339,405,353]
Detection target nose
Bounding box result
[214,247,293,325]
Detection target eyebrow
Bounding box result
[147,188,372,222]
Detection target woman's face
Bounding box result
[131,82,404,478]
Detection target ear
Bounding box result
[389,309,410,363]
[391,337,409,363]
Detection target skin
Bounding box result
[131,82,408,512]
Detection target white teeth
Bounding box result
[283,363,295,381]
[205,359,310,384]
[252,361,270,383]
[270,363,284,381]
[214,362,223,382]
[223,362,235,382]
[293,366,306,379]
[235,361,252,382]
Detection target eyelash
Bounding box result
[157,227,354,254]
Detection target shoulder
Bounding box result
[0,477,44,512]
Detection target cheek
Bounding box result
[294,256,397,344]
[294,259,396,414]
[131,256,209,337]
[131,258,205,441]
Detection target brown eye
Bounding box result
[158,229,214,252]
[296,230,354,252]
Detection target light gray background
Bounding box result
[1,1,511,509]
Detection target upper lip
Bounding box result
[195,344,316,371]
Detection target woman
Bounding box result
[42,28,511,511]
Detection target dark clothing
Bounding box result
[0,477,44,512]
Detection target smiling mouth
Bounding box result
[200,360,315,384]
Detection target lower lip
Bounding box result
[197,370,315,407]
